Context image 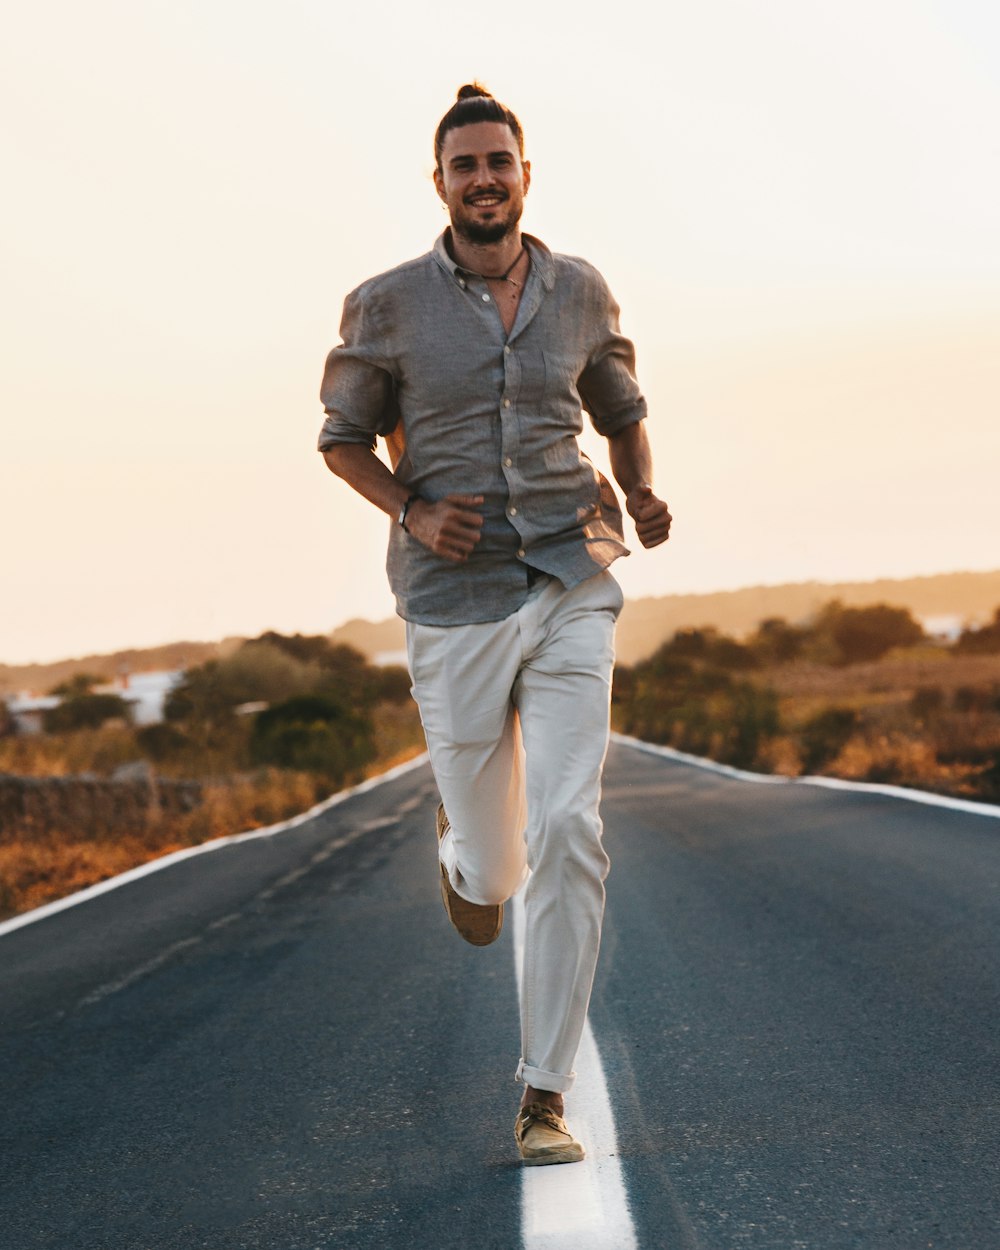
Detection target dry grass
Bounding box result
[756,647,1000,799]
[0,702,426,918]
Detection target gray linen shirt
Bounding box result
[318,231,648,626]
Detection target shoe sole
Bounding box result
[519,1144,586,1165]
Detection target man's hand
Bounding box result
[406,495,485,563]
[626,484,672,549]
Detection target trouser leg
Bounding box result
[406,571,622,1094]
[406,613,529,907]
[514,571,621,1093]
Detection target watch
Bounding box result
[398,494,420,532]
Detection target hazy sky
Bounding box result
[3,0,998,665]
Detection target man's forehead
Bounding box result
[440,121,520,163]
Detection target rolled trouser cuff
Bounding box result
[515,1058,576,1094]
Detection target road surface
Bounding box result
[2,741,998,1248]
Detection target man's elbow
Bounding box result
[322,444,362,478]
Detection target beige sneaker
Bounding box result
[515,1102,586,1165]
[436,804,503,946]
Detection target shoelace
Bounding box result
[518,1103,568,1135]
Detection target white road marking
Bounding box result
[512,891,638,1250]
[207,911,243,931]
[0,753,430,939]
[613,733,1000,819]
[78,936,203,1007]
[272,866,310,889]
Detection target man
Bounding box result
[318,84,671,1165]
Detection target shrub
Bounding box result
[43,693,131,733]
[817,602,924,665]
[249,695,375,785]
[749,617,806,664]
[910,686,945,722]
[800,706,859,773]
[48,673,104,697]
[954,608,1000,656]
[952,684,1000,715]
[663,627,758,670]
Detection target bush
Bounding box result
[48,673,104,698]
[43,693,131,733]
[910,686,945,722]
[249,695,375,784]
[954,608,1000,656]
[952,684,1000,715]
[749,617,806,664]
[663,627,759,670]
[614,640,780,768]
[817,602,924,665]
[166,635,385,728]
[800,706,859,773]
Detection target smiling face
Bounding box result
[433,120,531,246]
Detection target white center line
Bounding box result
[511,891,638,1250]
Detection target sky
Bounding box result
[2,0,998,665]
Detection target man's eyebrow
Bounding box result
[448,149,516,165]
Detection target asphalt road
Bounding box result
[2,743,998,1249]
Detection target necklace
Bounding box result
[464,247,528,289]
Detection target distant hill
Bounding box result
[0,639,242,698]
[4,569,998,694]
[328,569,1000,666]
[612,569,1000,664]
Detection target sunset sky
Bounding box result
[3,0,998,665]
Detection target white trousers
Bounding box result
[406,570,623,1093]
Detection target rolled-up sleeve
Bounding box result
[317,285,399,452]
[577,277,647,438]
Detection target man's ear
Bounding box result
[433,166,447,202]
[522,159,531,195]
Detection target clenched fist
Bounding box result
[406,494,485,563]
[626,484,672,549]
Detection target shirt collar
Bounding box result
[432,229,556,292]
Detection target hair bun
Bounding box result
[457,82,492,100]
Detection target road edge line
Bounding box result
[512,890,638,1250]
[612,732,1000,820]
[0,752,430,940]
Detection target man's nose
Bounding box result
[471,161,495,186]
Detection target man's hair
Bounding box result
[434,83,524,170]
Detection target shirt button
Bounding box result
[504,345,511,355]
[503,399,511,408]
[482,293,490,303]
[504,457,512,467]
[508,507,517,517]
[517,548,526,558]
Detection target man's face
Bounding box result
[434,121,530,246]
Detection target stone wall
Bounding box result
[0,771,202,841]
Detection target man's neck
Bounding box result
[447,229,525,278]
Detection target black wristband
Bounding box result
[398,494,420,532]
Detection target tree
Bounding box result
[814,602,924,665]
[749,617,806,664]
[44,693,131,732]
[954,607,1000,656]
[48,672,103,697]
[250,695,375,784]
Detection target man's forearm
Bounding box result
[607,420,654,496]
[322,444,409,518]
[322,443,485,564]
[607,419,672,549]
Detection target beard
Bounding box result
[453,196,523,245]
